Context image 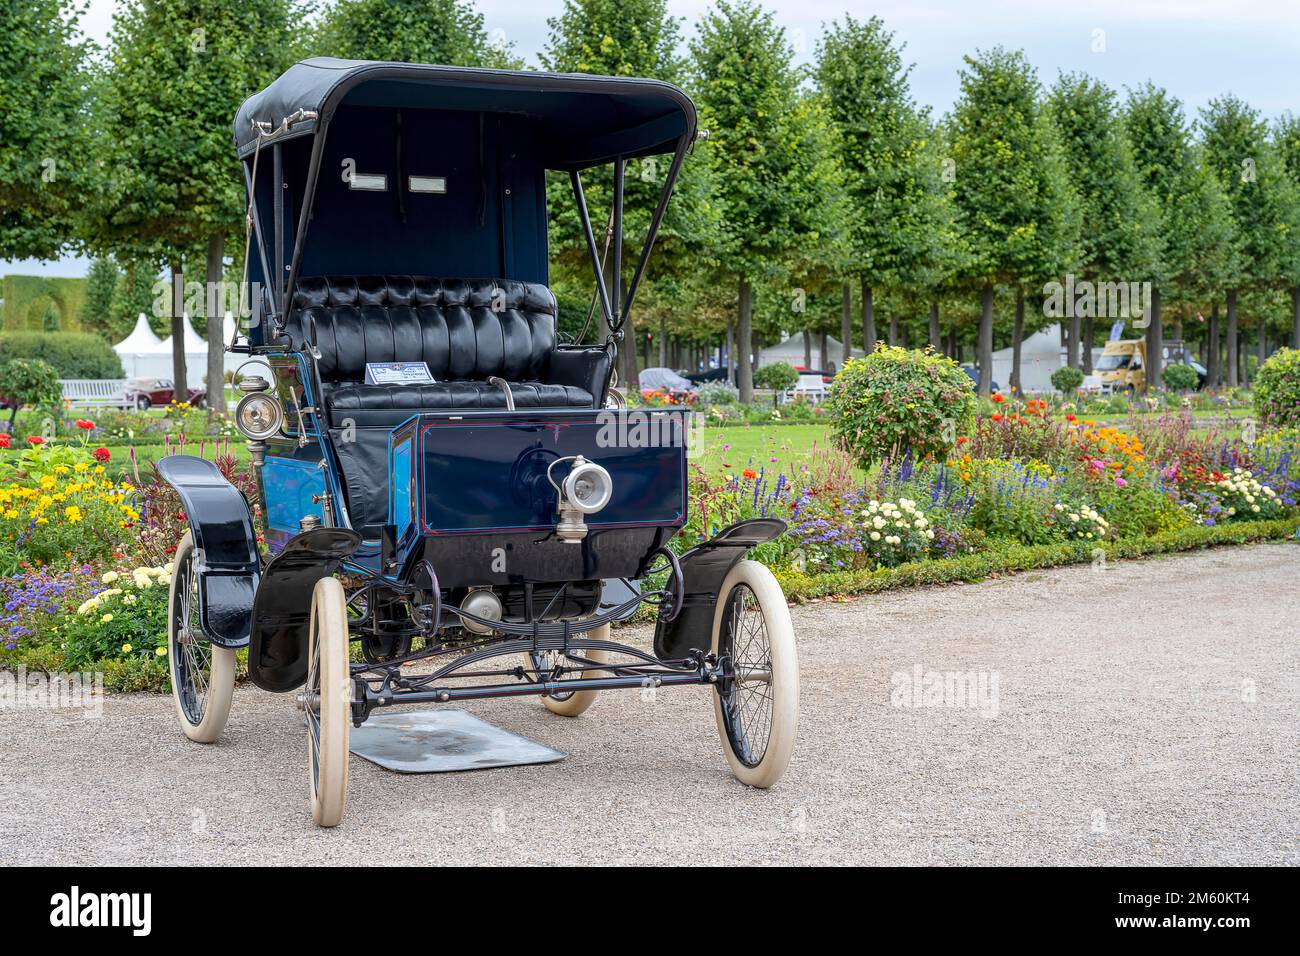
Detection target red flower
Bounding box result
[956,436,967,445]
[75,419,95,430]
[991,393,1006,404]
[1065,413,1077,422]
[26,435,45,446]
[93,447,111,462]
[991,413,1004,422]
[0,434,9,449]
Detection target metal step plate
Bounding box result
[349,709,566,773]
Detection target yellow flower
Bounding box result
[39,475,56,489]
[155,646,167,656]
[74,462,89,472]
[65,506,82,523]
[119,642,130,652]
[2,509,16,519]
[103,615,115,624]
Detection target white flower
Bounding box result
[1054,503,1065,512]
[1252,505,1260,513]
[873,516,885,529]
[101,571,119,584]
[869,530,881,541]
[925,529,935,539]
[914,517,927,528]
[1069,514,1079,522]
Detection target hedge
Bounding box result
[774,518,1298,601]
[0,330,124,379]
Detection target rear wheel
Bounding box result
[168,531,236,743]
[305,576,350,827]
[525,622,611,717]
[136,395,151,410]
[711,561,798,789]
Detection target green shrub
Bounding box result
[829,345,976,466]
[0,358,62,427]
[1050,365,1085,395]
[0,330,124,379]
[1254,347,1300,429]
[696,379,739,405]
[754,361,799,392]
[1163,363,1200,392]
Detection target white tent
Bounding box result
[758,333,864,371]
[112,314,165,378]
[989,324,1103,394]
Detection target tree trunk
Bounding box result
[1081,317,1093,374]
[978,284,994,397]
[840,282,852,365]
[861,280,876,352]
[1146,287,1163,390]
[205,233,225,415]
[170,260,188,398]
[1257,313,1267,369]
[1067,311,1080,369]
[818,330,828,371]
[1226,288,1238,387]
[737,278,754,403]
[1292,287,1300,349]
[1207,302,1220,387]
[1010,289,1024,395]
[658,317,666,367]
[802,329,812,368]
[928,302,941,351]
[725,322,735,386]
[888,313,898,347]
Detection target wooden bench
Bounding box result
[60,379,130,409]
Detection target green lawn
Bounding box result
[696,423,835,476]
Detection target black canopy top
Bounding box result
[233,57,696,169]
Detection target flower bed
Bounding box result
[1,393,1297,695]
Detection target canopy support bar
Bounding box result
[611,157,624,338]
[620,135,689,329]
[571,170,615,335]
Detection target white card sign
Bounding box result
[365,362,435,385]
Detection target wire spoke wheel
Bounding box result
[711,561,798,788]
[305,576,350,827]
[167,531,236,743]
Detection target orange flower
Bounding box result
[991,413,1003,422]
[991,393,1006,404]
[742,468,758,480]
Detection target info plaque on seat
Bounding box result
[365,362,436,385]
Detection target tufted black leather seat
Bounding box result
[285,276,609,427]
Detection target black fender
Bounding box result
[157,455,261,649]
[248,526,361,692]
[652,518,787,660]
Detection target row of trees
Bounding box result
[5,0,1299,400]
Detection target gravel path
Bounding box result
[2,542,1296,866]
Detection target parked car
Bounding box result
[960,364,1000,393]
[637,367,696,402]
[123,377,205,409]
[684,365,729,384]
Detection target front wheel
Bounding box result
[168,531,236,743]
[711,560,799,789]
[305,576,351,827]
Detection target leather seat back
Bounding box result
[286,276,558,383]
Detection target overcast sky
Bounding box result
[8,0,1299,278]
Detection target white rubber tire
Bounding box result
[168,530,237,743]
[525,623,611,717]
[710,560,799,789]
[307,576,351,827]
